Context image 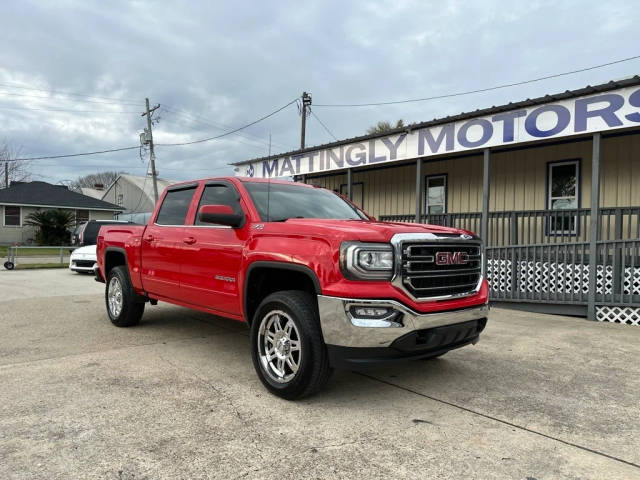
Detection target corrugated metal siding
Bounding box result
[306,135,640,218]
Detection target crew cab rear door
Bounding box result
[141,184,197,299]
[179,181,247,316]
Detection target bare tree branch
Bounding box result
[0,142,30,188]
[68,171,126,192]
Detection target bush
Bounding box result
[24,210,75,245]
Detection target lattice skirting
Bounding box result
[486,260,640,295]
[486,259,640,325]
[596,306,640,325]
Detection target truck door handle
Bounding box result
[183,237,196,245]
[143,234,155,242]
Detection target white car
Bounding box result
[69,245,97,273]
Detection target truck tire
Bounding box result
[250,291,332,400]
[105,265,144,327]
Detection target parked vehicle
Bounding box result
[73,220,134,247]
[69,245,97,273]
[97,178,489,399]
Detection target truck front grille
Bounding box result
[400,241,482,299]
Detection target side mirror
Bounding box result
[198,204,245,228]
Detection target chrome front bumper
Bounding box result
[317,295,489,348]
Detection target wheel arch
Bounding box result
[104,247,128,276]
[244,261,321,325]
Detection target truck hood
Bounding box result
[276,218,474,243]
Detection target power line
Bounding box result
[10,98,299,161]
[0,90,143,106]
[0,104,140,114]
[156,98,299,147]
[12,145,140,161]
[314,54,640,107]
[309,107,338,141]
[0,81,141,104]
[162,105,292,150]
[161,106,288,151]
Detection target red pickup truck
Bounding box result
[97,177,489,399]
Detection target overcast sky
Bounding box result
[1,0,639,184]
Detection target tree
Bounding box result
[24,209,76,245]
[366,119,405,135]
[69,171,124,192]
[0,142,30,188]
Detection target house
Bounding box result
[233,76,640,325]
[101,173,173,215]
[80,186,106,199]
[0,181,122,244]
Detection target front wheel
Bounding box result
[250,291,332,400]
[105,266,144,327]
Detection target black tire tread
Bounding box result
[106,265,144,327]
[251,290,332,400]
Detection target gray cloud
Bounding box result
[0,0,638,184]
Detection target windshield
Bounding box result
[243,182,367,222]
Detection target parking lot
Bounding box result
[0,269,638,479]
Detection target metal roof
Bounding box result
[233,75,640,166]
[0,181,122,211]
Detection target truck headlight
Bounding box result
[340,242,394,280]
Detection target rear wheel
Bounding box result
[105,266,144,327]
[250,291,332,400]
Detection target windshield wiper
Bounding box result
[270,216,305,222]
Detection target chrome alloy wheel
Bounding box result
[257,310,302,383]
[107,276,123,317]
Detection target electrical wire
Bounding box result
[0,104,140,114]
[309,107,338,141]
[0,81,141,104]
[156,98,299,147]
[162,105,293,150]
[10,98,299,161]
[12,145,141,161]
[313,54,640,107]
[161,107,285,152]
[0,91,144,106]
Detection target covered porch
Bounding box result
[316,130,640,323]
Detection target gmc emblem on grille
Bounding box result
[435,251,469,266]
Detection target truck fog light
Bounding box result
[347,305,403,328]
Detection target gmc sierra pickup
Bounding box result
[97,177,489,399]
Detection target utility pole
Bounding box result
[300,92,312,149]
[4,162,7,189]
[142,98,160,203]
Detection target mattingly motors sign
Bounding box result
[237,86,640,178]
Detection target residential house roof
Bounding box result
[0,181,122,211]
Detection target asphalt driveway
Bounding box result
[0,269,639,479]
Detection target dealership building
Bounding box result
[234,76,640,325]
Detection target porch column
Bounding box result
[587,133,601,321]
[415,158,423,223]
[347,168,352,200]
[481,148,491,276]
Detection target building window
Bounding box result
[117,194,124,206]
[4,206,21,226]
[425,174,447,215]
[76,209,89,225]
[547,160,579,234]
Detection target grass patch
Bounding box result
[14,263,68,270]
[0,246,72,257]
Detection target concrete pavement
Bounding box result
[0,269,639,479]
